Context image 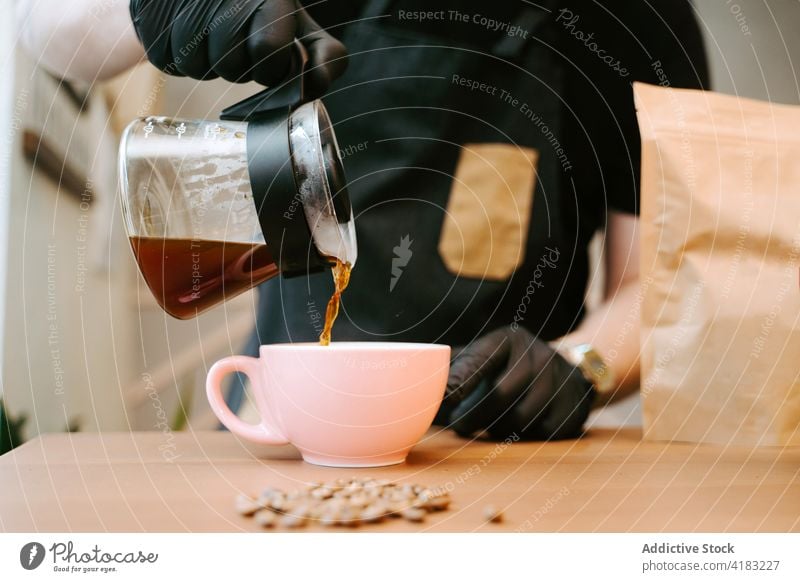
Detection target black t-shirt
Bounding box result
[556,0,709,214]
[309,0,709,218]
[255,1,710,345]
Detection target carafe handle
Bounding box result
[220,39,308,121]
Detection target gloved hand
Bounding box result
[129,0,347,94]
[436,327,595,441]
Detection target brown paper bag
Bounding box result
[635,82,800,446]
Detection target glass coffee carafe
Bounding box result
[119,41,356,319]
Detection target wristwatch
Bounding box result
[555,343,616,395]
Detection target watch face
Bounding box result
[587,357,607,377]
[575,345,614,393]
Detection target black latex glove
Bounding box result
[129,0,347,94]
[437,327,596,441]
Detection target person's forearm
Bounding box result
[556,279,641,407]
[16,0,144,82]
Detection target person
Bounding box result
[17,0,709,441]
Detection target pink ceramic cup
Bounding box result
[206,342,450,467]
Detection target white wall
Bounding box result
[695,0,800,104]
[0,56,256,438]
[0,0,16,396]
[0,50,139,436]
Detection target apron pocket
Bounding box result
[439,143,538,280]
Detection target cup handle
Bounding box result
[206,356,289,445]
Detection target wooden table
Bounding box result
[1,429,798,532]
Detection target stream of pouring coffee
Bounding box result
[319,259,352,346]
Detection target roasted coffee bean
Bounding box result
[361,504,386,524]
[293,504,312,519]
[235,477,466,529]
[349,493,370,507]
[311,487,333,500]
[483,505,504,523]
[254,509,276,527]
[401,508,427,522]
[256,493,274,507]
[280,513,307,528]
[428,495,451,511]
[419,492,451,511]
[235,494,261,516]
[320,512,339,527]
[339,506,361,528]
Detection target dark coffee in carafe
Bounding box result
[129,237,279,319]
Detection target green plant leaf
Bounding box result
[170,379,194,431]
[0,399,27,455]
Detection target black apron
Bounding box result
[251,0,590,348]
